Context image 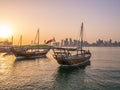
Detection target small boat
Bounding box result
[52,22,91,66]
[11,29,50,59]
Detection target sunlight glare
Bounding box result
[0,25,13,38]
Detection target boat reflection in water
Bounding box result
[51,61,91,90]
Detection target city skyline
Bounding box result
[0,0,120,44]
[56,38,120,47]
[0,36,120,47]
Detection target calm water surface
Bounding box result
[0,47,120,90]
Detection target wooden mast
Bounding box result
[18,35,22,47]
[38,29,39,51]
[34,29,40,51]
[11,35,13,45]
[80,22,83,51]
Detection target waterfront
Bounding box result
[0,47,120,90]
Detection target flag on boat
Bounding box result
[45,38,55,44]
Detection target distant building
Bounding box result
[53,42,60,46]
[61,40,64,46]
[69,38,73,46]
[58,38,120,47]
[64,38,69,46]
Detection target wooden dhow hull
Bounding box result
[11,47,50,59]
[53,53,91,66]
[15,51,48,59]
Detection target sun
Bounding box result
[0,25,13,38]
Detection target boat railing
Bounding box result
[52,47,91,59]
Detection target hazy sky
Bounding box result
[0,0,120,44]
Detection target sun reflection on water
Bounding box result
[0,53,15,80]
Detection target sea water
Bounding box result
[0,47,120,90]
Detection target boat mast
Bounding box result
[80,22,83,51]
[38,29,39,51]
[20,35,22,47]
[34,29,40,51]
[11,35,13,45]
[18,35,22,47]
